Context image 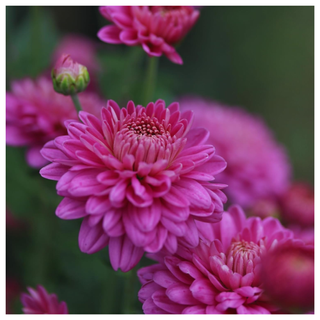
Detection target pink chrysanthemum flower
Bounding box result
[138,205,304,314]
[260,241,314,313]
[180,97,291,208]
[21,285,68,314]
[40,99,227,272]
[97,6,200,64]
[279,182,314,227]
[6,77,104,168]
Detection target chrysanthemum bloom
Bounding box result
[52,54,90,95]
[260,241,314,313]
[279,182,314,227]
[6,77,104,168]
[180,97,291,208]
[98,6,200,64]
[21,285,68,314]
[40,99,227,272]
[138,205,303,314]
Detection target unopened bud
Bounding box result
[51,54,90,95]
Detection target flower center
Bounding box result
[112,111,186,167]
[226,240,264,276]
[126,115,168,137]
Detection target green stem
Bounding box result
[71,94,82,113]
[143,57,158,105]
[121,263,140,314]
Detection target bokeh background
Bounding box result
[6,6,314,314]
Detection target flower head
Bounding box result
[260,241,314,313]
[279,182,314,227]
[6,77,104,168]
[180,97,291,208]
[138,205,306,314]
[52,54,90,95]
[21,285,68,314]
[40,99,227,272]
[98,6,200,64]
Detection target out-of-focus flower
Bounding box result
[138,205,303,314]
[289,225,314,245]
[6,208,23,230]
[40,99,227,272]
[180,97,291,208]
[248,198,280,219]
[52,54,90,96]
[6,278,21,314]
[21,285,68,314]
[6,77,104,168]
[260,241,314,313]
[98,6,200,64]
[279,182,314,227]
[52,34,100,75]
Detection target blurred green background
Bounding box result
[6,6,313,314]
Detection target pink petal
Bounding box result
[166,283,199,305]
[56,197,86,220]
[142,297,168,314]
[78,217,109,254]
[152,289,185,314]
[182,305,206,314]
[185,127,209,149]
[97,25,122,44]
[109,235,144,272]
[39,163,69,181]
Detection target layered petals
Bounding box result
[6,77,105,168]
[40,99,227,271]
[97,6,200,64]
[21,285,68,314]
[138,205,311,314]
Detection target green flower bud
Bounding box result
[51,54,90,96]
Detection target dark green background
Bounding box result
[6,6,314,314]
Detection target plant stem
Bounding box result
[121,263,140,314]
[71,94,82,113]
[143,57,158,105]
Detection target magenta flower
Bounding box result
[279,182,314,227]
[40,99,227,272]
[180,97,291,208]
[6,77,104,168]
[138,205,303,314]
[260,241,314,313]
[21,285,68,314]
[98,6,200,64]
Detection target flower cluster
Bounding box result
[6,5,313,315]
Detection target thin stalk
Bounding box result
[121,264,140,314]
[71,94,82,113]
[143,57,158,105]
